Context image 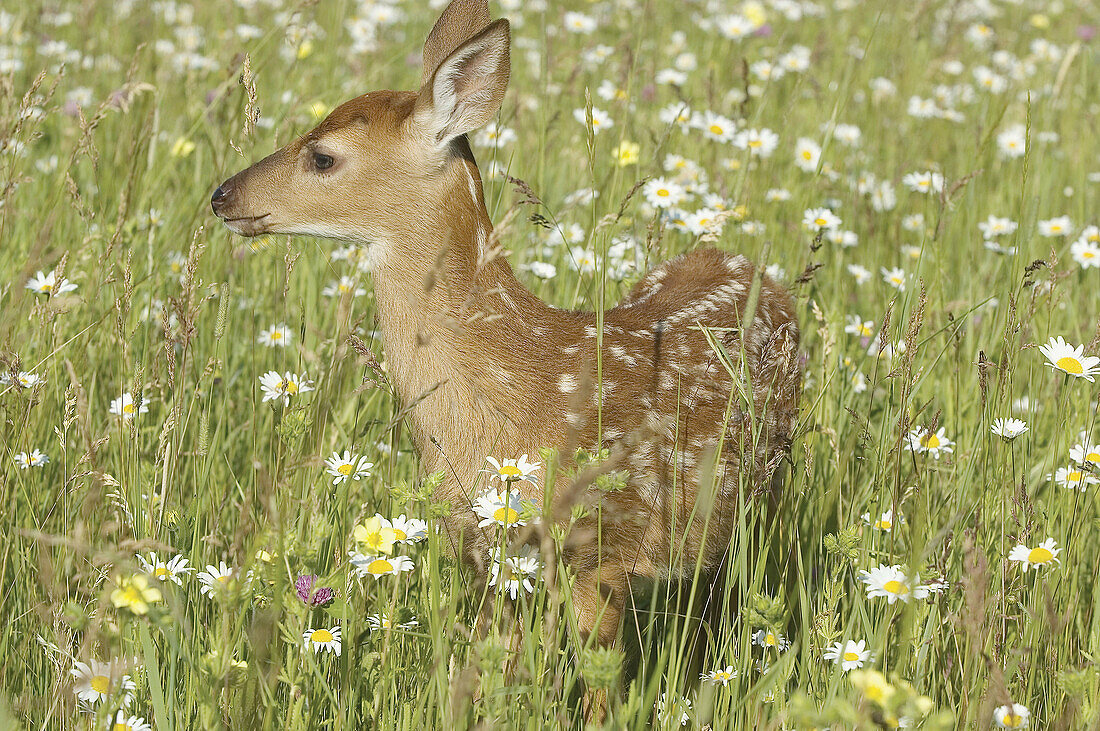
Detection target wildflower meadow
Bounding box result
[2,0,1100,728]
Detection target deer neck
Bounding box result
[369,157,551,471]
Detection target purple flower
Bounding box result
[1078,25,1097,41]
[296,575,335,607]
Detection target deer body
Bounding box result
[212,0,800,717]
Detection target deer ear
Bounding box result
[415,18,510,147]
[421,0,492,86]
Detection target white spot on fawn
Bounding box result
[558,373,578,393]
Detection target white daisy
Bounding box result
[734,127,779,157]
[366,613,419,631]
[802,207,841,232]
[881,266,908,291]
[862,509,900,532]
[13,449,48,468]
[482,454,541,485]
[991,418,1029,440]
[322,276,367,297]
[1037,216,1072,237]
[752,629,790,652]
[859,564,931,604]
[473,488,527,529]
[196,561,251,597]
[1069,442,1100,466]
[71,659,135,705]
[1051,465,1099,490]
[390,514,428,543]
[349,552,414,579]
[700,665,738,686]
[1008,538,1060,571]
[844,316,874,338]
[25,270,77,296]
[109,711,152,731]
[0,370,43,388]
[1037,336,1099,381]
[643,178,687,209]
[136,552,193,585]
[303,626,342,655]
[323,450,374,484]
[993,703,1030,728]
[823,639,873,671]
[257,323,292,347]
[488,545,542,599]
[110,392,148,420]
[905,427,954,458]
[258,371,315,406]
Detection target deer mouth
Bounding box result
[220,213,271,236]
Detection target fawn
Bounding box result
[212,0,801,719]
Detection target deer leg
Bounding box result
[572,561,629,724]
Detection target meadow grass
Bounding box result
[2,0,1100,728]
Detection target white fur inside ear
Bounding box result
[422,29,508,146]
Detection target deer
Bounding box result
[211,0,801,720]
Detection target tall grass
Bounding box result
[2,0,1099,728]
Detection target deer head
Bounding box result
[211,0,510,271]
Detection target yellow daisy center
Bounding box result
[270,331,282,340]
[875,520,892,530]
[1050,225,1063,232]
[217,575,231,584]
[368,559,393,574]
[394,529,407,540]
[311,629,334,643]
[883,579,909,596]
[765,632,777,645]
[814,217,827,226]
[657,189,670,197]
[90,675,111,694]
[921,433,940,448]
[282,380,298,394]
[499,465,522,477]
[1028,547,1054,564]
[1083,251,1096,259]
[1055,356,1083,374]
[801,150,813,160]
[338,283,350,291]
[493,507,520,524]
[708,124,723,135]
[1067,470,1082,482]
[844,651,860,662]
[1085,452,1100,463]
[154,567,169,578]
[123,403,136,414]
[715,671,731,681]
[858,325,872,336]
[114,723,133,731]
[338,464,354,476]
[748,138,762,148]
[1003,713,1023,728]
[42,283,53,292]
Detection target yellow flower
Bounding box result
[170,137,195,158]
[742,1,767,27]
[110,574,163,615]
[353,515,396,556]
[1028,14,1050,29]
[309,101,329,120]
[612,141,640,166]
[297,40,314,60]
[850,669,895,706]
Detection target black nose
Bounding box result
[210,184,229,214]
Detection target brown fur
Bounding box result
[212,0,800,720]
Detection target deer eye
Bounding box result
[312,151,334,170]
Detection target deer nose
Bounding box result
[210,183,231,215]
